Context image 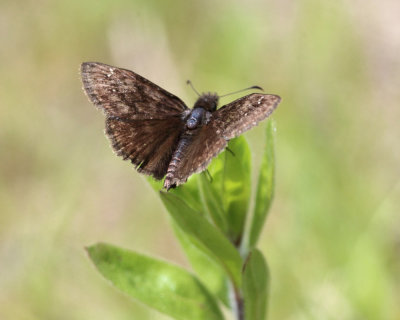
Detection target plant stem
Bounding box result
[230,281,244,320]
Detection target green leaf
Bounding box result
[148,177,229,305]
[87,243,224,320]
[242,249,270,320]
[248,120,275,248]
[206,136,251,244]
[222,138,251,243]
[198,172,229,234]
[173,225,230,306]
[160,192,243,288]
[147,136,251,245]
[148,174,203,213]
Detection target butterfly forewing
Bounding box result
[169,93,280,186]
[81,62,188,118]
[81,62,188,180]
[214,93,280,140]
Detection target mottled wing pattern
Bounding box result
[214,93,281,140]
[171,93,280,185]
[81,62,188,118]
[106,117,184,179]
[171,125,228,186]
[81,62,188,179]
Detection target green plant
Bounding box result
[86,119,276,320]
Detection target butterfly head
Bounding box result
[193,93,219,112]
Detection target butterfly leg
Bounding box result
[205,169,213,183]
[226,146,235,157]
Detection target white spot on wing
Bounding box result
[107,68,114,78]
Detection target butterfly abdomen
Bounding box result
[163,134,193,190]
[163,106,213,190]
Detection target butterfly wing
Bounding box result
[214,93,281,140]
[168,93,280,186]
[81,62,188,118]
[106,117,184,179]
[81,62,188,179]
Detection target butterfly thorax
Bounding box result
[193,93,219,111]
[185,108,212,130]
[182,92,217,130]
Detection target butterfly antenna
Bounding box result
[220,85,263,98]
[186,80,201,97]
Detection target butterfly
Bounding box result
[81,62,281,190]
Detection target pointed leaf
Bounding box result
[87,243,224,320]
[242,249,270,320]
[248,120,275,248]
[221,138,251,242]
[149,177,229,305]
[173,225,230,306]
[160,192,243,288]
[206,136,251,243]
[198,172,228,234]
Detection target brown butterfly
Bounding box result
[81,62,281,190]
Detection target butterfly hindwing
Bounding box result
[106,117,185,179]
[168,125,227,187]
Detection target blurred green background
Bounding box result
[1,0,399,319]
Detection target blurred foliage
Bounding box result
[0,0,399,319]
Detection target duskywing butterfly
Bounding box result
[81,62,281,190]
